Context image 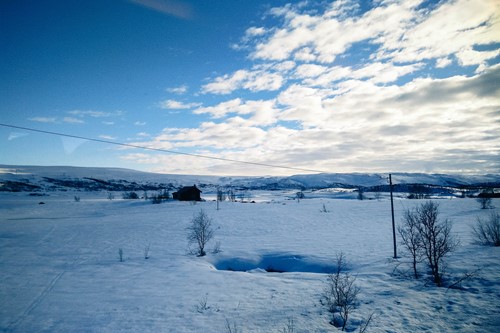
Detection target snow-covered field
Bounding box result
[0,192,499,332]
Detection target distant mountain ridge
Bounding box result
[0,165,499,192]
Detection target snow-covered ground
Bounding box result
[0,191,499,332]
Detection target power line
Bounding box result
[0,123,327,174]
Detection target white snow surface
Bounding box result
[1,191,499,331]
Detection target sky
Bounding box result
[1,0,499,176]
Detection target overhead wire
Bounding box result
[0,123,328,174]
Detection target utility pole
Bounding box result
[216,187,220,211]
[389,174,397,258]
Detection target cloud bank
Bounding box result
[127,0,499,176]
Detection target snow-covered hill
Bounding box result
[0,165,498,193]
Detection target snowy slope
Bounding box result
[1,165,498,192]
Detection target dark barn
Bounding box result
[172,185,202,201]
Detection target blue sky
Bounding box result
[1,0,499,176]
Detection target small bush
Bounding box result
[118,248,124,262]
[320,203,329,213]
[195,295,219,313]
[74,196,80,202]
[195,295,210,313]
[471,212,500,246]
[212,240,222,254]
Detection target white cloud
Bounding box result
[351,62,423,84]
[248,0,499,72]
[194,98,279,126]
[295,63,330,78]
[166,85,188,94]
[99,135,117,140]
[456,47,499,71]
[134,121,147,126]
[67,110,124,118]
[294,47,318,62]
[202,69,284,94]
[159,99,201,109]
[144,122,268,150]
[245,26,266,37]
[250,1,420,64]
[378,0,500,66]
[63,117,85,124]
[29,117,57,123]
[8,132,29,141]
[436,57,452,68]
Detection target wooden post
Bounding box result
[389,174,397,258]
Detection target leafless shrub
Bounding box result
[225,319,241,333]
[322,252,360,331]
[471,212,500,246]
[118,248,124,262]
[187,209,215,257]
[195,295,210,313]
[74,195,80,202]
[212,240,222,254]
[320,203,329,213]
[195,294,219,313]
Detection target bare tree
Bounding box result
[187,209,215,257]
[398,209,424,279]
[323,252,360,331]
[471,212,500,246]
[476,196,493,209]
[415,201,458,286]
